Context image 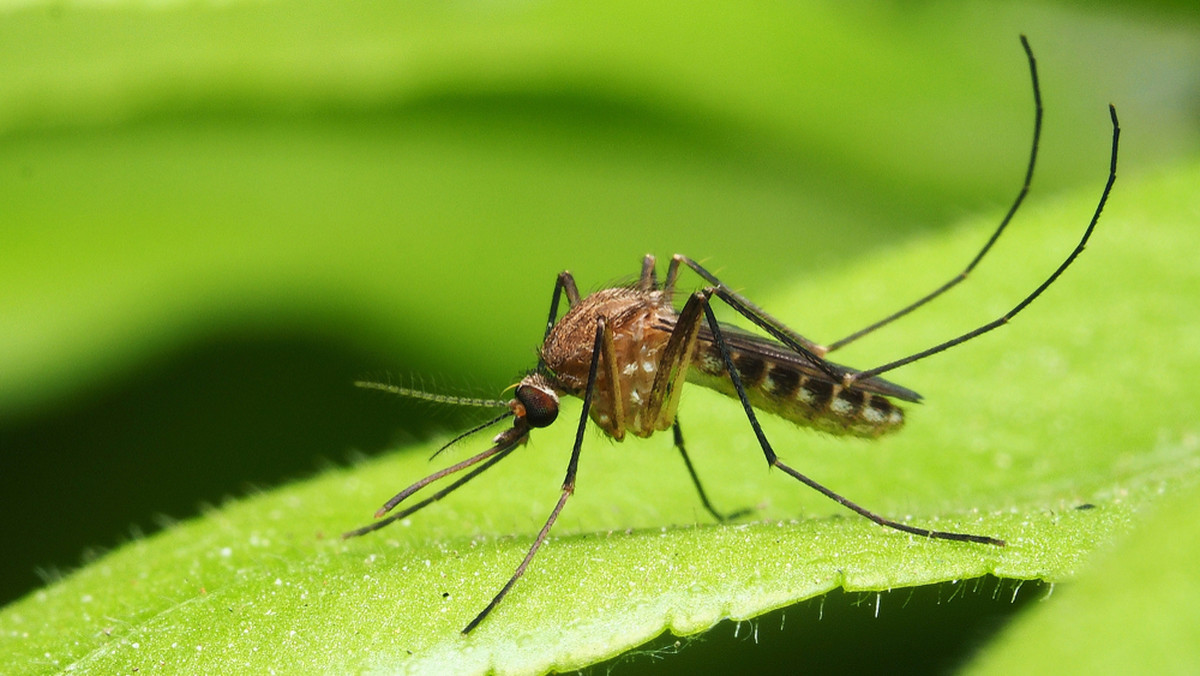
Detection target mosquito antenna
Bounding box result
[826,34,1043,354]
[429,410,514,461]
[354,380,509,409]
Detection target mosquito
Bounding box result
[346,36,1120,634]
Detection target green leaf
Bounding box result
[3,0,1197,412]
[966,478,1200,675]
[4,158,1199,673]
[958,161,1200,675]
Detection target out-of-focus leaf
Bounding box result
[2,157,1197,673]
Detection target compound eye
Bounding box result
[516,385,559,428]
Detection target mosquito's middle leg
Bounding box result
[644,283,707,428]
[643,287,749,520]
[696,287,1006,546]
[667,255,840,381]
[672,420,753,522]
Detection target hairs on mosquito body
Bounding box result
[580,273,682,299]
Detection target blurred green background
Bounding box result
[2,0,1198,671]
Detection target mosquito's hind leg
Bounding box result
[846,101,1119,387]
[672,420,753,522]
[824,35,1045,354]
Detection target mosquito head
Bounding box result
[511,374,560,428]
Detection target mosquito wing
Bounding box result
[697,322,923,403]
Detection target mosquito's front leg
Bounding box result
[599,313,627,440]
[541,270,581,346]
[462,317,606,634]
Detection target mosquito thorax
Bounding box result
[514,379,560,428]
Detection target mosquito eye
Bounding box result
[516,386,558,428]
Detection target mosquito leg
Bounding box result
[599,314,627,440]
[673,420,753,522]
[671,255,841,381]
[638,254,658,291]
[826,35,1044,354]
[541,270,581,345]
[645,282,707,428]
[663,254,682,294]
[343,442,520,538]
[848,103,1119,387]
[370,430,526,518]
[696,287,1005,546]
[462,318,605,634]
[643,287,748,520]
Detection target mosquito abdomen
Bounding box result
[687,345,905,438]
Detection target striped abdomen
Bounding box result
[686,344,905,438]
